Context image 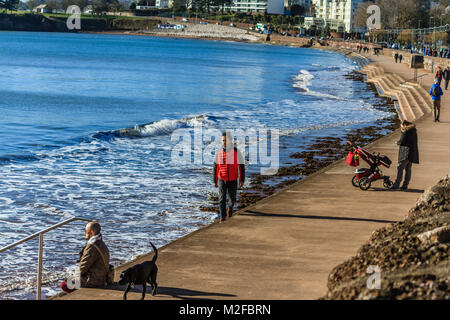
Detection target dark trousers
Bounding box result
[218,179,237,219]
[433,100,441,121]
[445,80,449,90]
[392,160,412,188]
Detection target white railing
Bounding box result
[0,216,92,300]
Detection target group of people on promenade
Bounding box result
[424,46,450,59]
[394,52,403,64]
[356,45,370,54]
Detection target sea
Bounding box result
[0,31,394,299]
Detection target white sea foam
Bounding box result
[292,70,350,101]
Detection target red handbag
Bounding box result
[346,151,359,167]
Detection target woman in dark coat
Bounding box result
[391,120,419,190]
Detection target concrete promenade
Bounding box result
[57,50,450,300]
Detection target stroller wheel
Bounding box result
[351,175,359,188]
[383,178,393,189]
[359,177,371,191]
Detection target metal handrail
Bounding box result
[0,216,92,300]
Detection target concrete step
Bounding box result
[401,88,424,120]
[409,82,433,106]
[373,78,390,97]
[409,86,432,113]
[391,73,406,84]
[382,76,399,93]
[385,73,402,87]
[395,91,414,122]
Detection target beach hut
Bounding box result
[33,4,49,13]
[83,5,94,14]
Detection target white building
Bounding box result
[83,5,94,14]
[224,0,267,13]
[33,4,49,13]
[303,16,325,30]
[136,0,169,10]
[311,0,364,32]
[223,0,287,14]
[155,0,170,8]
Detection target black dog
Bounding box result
[118,242,158,300]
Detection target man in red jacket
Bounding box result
[213,132,245,222]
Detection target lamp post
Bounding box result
[430,16,435,50]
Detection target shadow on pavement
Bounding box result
[369,187,424,194]
[241,210,398,224]
[104,284,236,300]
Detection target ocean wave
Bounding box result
[92,115,216,141]
[279,118,387,137]
[292,69,351,101]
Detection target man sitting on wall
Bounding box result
[60,221,110,293]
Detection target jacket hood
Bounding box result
[401,123,416,133]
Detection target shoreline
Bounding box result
[79,30,261,44]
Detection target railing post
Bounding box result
[37,233,43,300]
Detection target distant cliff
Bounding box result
[0,13,158,32]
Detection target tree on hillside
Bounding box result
[352,1,373,29]
[216,0,232,16]
[429,0,450,27]
[353,0,429,30]
[0,0,20,12]
[25,0,42,10]
[45,0,62,12]
[60,0,89,11]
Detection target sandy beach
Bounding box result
[83,22,263,43]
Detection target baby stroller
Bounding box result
[346,141,393,190]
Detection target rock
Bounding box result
[417,225,450,243]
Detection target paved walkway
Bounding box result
[57,51,450,300]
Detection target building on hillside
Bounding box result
[33,4,49,13]
[311,0,364,32]
[136,0,169,9]
[209,0,283,14]
[155,0,170,7]
[303,16,325,30]
[83,5,94,14]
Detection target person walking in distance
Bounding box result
[390,120,419,191]
[443,67,450,90]
[399,54,403,64]
[430,79,444,122]
[435,66,443,85]
[213,132,245,222]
